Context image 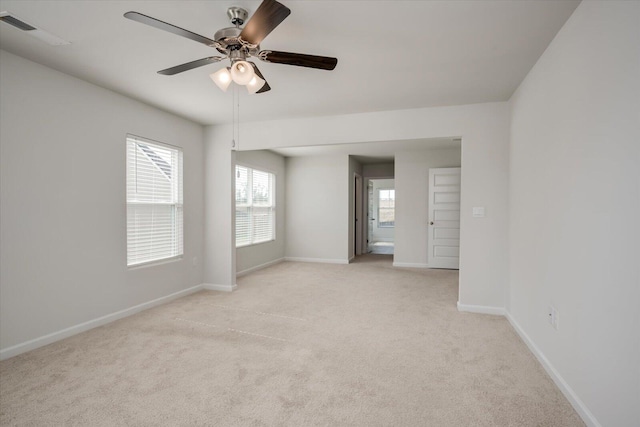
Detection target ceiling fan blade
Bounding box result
[249,62,271,93]
[158,57,225,75]
[258,50,337,70]
[239,0,291,46]
[124,11,218,48]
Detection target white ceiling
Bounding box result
[0,0,579,125]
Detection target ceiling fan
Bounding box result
[124,0,338,94]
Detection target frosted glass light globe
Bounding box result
[246,75,266,94]
[230,61,255,85]
[210,67,232,92]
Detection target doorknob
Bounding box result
[430,221,434,225]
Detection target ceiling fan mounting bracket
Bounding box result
[227,7,248,27]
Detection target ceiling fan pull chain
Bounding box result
[231,84,240,151]
[236,84,241,151]
[231,85,236,150]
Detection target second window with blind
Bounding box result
[235,165,276,247]
[126,135,183,266]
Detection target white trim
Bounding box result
[348,256,355,263]
[284,257,349,265]
[236,258,284,277]
[0,284,203,361]
[127,255,182,270]
[236,238,276,249]
[456,301,505,316]
[393,262,429,268]
[455,303,602,427]
[202,283,237,292]
[505,312,601,427]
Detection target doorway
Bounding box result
[367,178,395,254]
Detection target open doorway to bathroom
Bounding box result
[367,178,395,254]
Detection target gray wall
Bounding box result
[508,2,639,426]
[285,155,349,263]
[363,162,394,179]
[394,148,462,267]
[207,102,510,310]
[203,128,235,288]
[235,150,286,274]
[0,50,204,351]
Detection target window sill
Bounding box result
[236,239,276,249]
[127,255,183,270]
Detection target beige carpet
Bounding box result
[0,255,583,426]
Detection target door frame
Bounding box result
[354,173,363,256]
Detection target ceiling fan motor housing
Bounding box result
[213,25,258,56]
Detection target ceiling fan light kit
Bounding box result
[210,67,232,92]
[124,0,338,95]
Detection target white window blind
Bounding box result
[378,189,395,227]
[126,136,183,266]
[235,165,275,247]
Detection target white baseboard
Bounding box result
[0,284,203,361]
[202,283,237,292]
[505,312,601,427]
[393,262,429,268]
[456,301,506,316]
[457,302,599,426]
[284,257,349,265]
[236,258,284,277]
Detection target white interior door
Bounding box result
[428,168,461,269]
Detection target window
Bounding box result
[378,189,395,227]
[126,136,183,266]
[235,165,275,247]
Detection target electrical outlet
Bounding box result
[548,306,559,330]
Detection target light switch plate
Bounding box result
[472,207,485,217]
